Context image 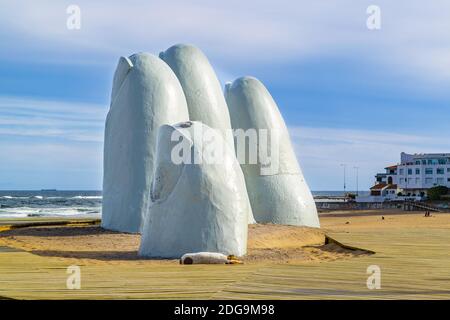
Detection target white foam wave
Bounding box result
[0,195,102,200]
[0,196,29,199]
[0,213,29,218]
[0,206,101,217]
[70,196,102,199]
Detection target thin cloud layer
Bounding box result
[1,1,450,81]
[0,96,106,143]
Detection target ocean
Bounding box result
[0,190,102,218]
[0,190,368,218]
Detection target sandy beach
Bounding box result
[0,219,368,265]
[1,209,450,299]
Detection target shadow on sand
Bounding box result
[0,225,120,237]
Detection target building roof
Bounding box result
[409,153,450,158]
[385,165,398,170]
[370,183,387,190]
[370,183,397,190]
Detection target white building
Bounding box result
[357,152,450,202]
[396,152,450,192]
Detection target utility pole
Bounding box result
[354,166,359,196]
[340,164,347,195]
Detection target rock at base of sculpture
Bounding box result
[102,53,189,233]
[225,76,320,228]
[139,121,250,258]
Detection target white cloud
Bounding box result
[0,96,105,188]
[1,1,449,83]
[0,96,106,142]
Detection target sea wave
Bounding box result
[70,196,102,200]
[0,195,102,200]
[0,206,101,217]
[0,196,29,199]
[0,212,29,218]
[0,191,102,218]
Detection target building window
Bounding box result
[408,169,412,175]
[415,160,420,165]
[415,178,420,184]
[425,178,433,184]
[447,168,450,173]
[416,168,420,174]
[425,168,433,174]
[399,169,404,175]
[437,168,444,174]
[422,160,426,165]
[438,159,447,165]
[437,178,444,185]
[408,178,414,184]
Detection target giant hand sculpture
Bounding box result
[159,44,234,148]
[103,44,320,258]
[102,53,189,233]
[160,44,255,224]
[225,77,320,228]
[139,121,250,258]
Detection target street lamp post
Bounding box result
[354,166,359,196]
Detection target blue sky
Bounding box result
[1,0,449,190]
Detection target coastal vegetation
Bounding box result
[427,186,449,201]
